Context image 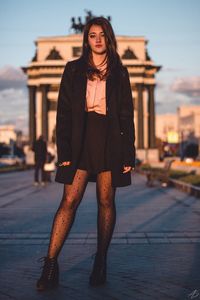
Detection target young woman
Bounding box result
[37,16,135,291]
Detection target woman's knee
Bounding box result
[61,194,80,210]
[97,193,115,209]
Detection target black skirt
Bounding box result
[78,111,111,174]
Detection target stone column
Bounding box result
[148,84,156,148]
[28,85,36,146]
[137,83,144,149]
[41,84,49,142]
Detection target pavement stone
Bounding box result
[0,170,200,300]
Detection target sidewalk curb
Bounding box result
[169,178,200,198]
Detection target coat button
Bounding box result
[120,132,124,135]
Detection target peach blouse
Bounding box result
[85,77,106,115]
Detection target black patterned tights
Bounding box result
[47,169,116,260]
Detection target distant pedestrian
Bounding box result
[44,143,56,183]
[32,135,47,186]
[36,17,135,291]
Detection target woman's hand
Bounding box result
[123,165,134,173]
[58,161,71,167]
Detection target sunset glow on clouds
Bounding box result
[0,66,28,133]
[171,77,200,97]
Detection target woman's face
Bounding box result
[88,25,107,55]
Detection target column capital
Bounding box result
[136,83,145,89]
[38,84,50,92]
[27,85,37,92]
[145,84,156,92]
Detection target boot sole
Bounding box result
[36,282,59,291]
[89,276,106,287]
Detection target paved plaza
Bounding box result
[0,169,200,300]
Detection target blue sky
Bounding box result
[0,0,200,133]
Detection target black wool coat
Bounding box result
[55,57,135,187]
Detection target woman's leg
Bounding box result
[37,169,90,291]
[34,162,39,183]
[47,169,89,259]
[89,170,116,286]
[96,170,116,260]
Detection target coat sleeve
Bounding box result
[56,62,72,163]
[119,66,136,167]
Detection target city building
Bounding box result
[156,105,200,144]
[0,125,17,145]
[178,105,200,143]
[156,114,178,143]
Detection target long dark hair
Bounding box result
[81,17,122,80]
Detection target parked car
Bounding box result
[0,155,25,166]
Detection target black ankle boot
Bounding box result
[89,253,107,286]
[36,257,59,291]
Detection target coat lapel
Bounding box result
[106,72,116,108]
[73,61,87,110]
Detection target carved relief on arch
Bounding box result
[45,47,63,60]
[121,47,138,59]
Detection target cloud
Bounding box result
[0,65,27,90]
[155,75,200,114]
[0,88,28,133]
[155,78,190,114]
[155,90,189,114]
[156,81,165,89]
[171,76,200,97]
[0,65,28,133]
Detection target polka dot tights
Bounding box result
[47,169,116,261]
